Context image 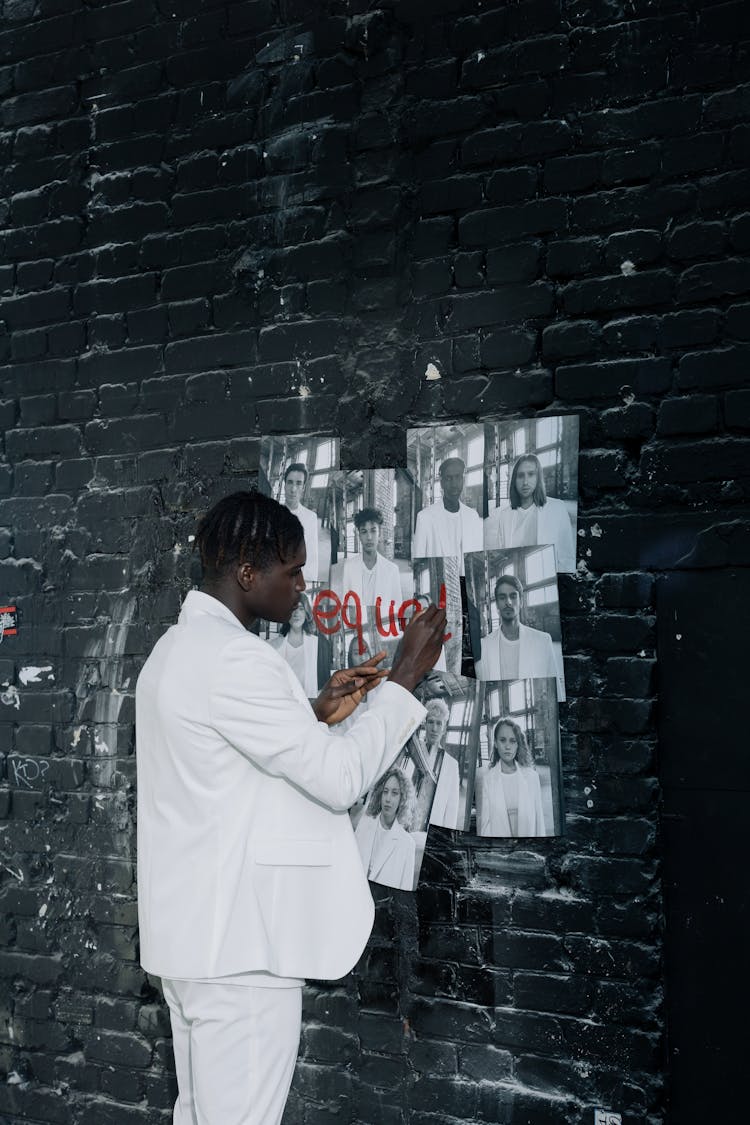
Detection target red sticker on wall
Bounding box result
[0,606,18,640]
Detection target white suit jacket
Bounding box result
[476,623,564,697]
[341,554,403,612]
[292,501,320,584]
[412,499,483,573]
[483,496,576,572]
[429,751,460,830]
[475,764,546,837]
[354,814,416,891]
[136,591,425,981]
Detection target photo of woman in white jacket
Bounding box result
[475,717,547,838]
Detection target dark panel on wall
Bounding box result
[658,570,750,1124]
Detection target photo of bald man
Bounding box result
[407,424,486,577]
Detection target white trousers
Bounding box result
[162,978,302,1125]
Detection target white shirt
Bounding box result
[288,501,320,584]
[498,632,520,680]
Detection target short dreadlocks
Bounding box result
[194,491,304,581]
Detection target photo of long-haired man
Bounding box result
[483,415,579,573]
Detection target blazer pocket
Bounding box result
[255,839,332,867]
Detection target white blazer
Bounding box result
[341,554,403,613]
[354,814,416,890]
[136,591,425,981]
[476,622,565,699]
[483,496,576,572]
[412,499,483,573]
[292,501,320,584]
[429,752,460,830]
[475,764,546,837]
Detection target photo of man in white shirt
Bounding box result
[283,462,320,584]
[411,457,483,576]
[339,507,403,612]
[476,573,563,697]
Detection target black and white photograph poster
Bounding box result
[259,433,340,588]
[328,468,413,626]
[483,415,579,573]
[406,423,486,576]
[412,556,462,674]
[258,592,334,699]
[402,671,482,835]
[474,677,563,838]
[465,546,566,700]
[351,672,482,890]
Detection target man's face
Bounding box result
[495,583,521,625]
[515,460,538,503]
[380,776,401,827]
[284,471,306,509]
[440,464,465,505]
[247,542,306,624]
[357,520,380,555]
[425,711,447,746]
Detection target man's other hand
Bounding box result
[312,652,388,726]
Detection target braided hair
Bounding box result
[194,491,304,581]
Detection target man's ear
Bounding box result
[237,562,255,591]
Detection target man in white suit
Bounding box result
[340,506,403,611]
[136,491,445,1125]
[283,461,320,584]
[475,574,561,693]
[411,457,483,576]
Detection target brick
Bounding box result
[556,357,671,400]
[726,389,750,429]
[459,199,567,246]
[165,331,257,374]
[542,320,600,360]
[84,415,167,454]
[667,221,727,261]
[678,259,750,303]
[561,270,673,315]
[641,437,750,484]
[5,424,81,459]
[678,345,750,390]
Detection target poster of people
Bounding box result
[351,672,483,889]
[474,677,562,838]
[257,433,340,694]
[406,423,486,576]
[256,421,575,865]
[412,556,462,674]
[259,432,340,588]
[464,546,566,700]
[484,414,579,573]
[329,468,412,621]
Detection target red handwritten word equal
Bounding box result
[313,584,452,655]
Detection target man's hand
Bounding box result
[388,604,447,693]
[312,652,388,726]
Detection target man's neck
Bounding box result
[362,550,378,570]
[500,621,520,640]
[200,583,254,630]
[442,497,460,513]
[519,497,534,510]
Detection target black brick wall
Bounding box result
[0,1,748,1122]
